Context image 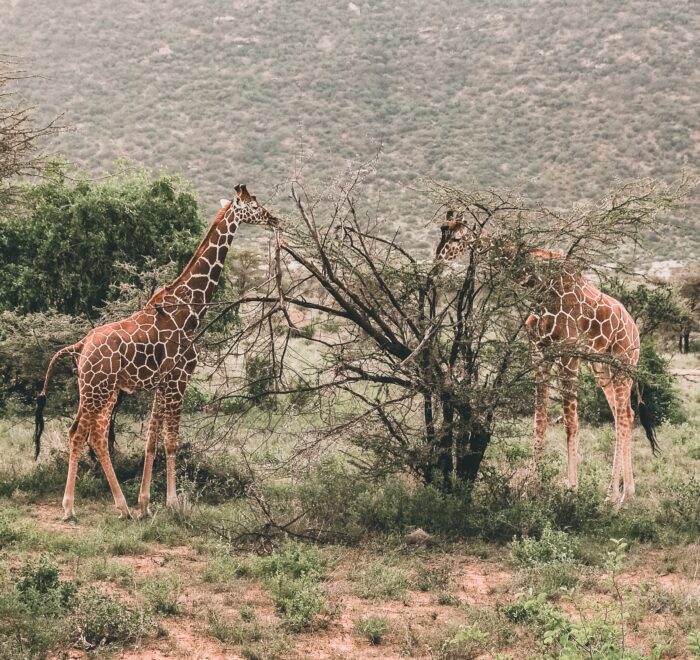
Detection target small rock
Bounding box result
[405,528,432,546]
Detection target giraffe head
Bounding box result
[220,184,280,228]
[435,210,480,262]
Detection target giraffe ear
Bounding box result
[220,199,230,208]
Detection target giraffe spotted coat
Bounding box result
[435,211,655,504]
[35,185,278,520]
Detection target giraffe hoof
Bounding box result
[134,506,151,520]
[117,508,133,520]
[62,513,78,523]
[166,498,180,512]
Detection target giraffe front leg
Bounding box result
[162,350,196,513]
[528,357,553,480]
[162,411,182,511]
[559,358,580,492]
[136,391,164,519]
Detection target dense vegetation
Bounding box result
[1,0,699,258]
[0,164,203,316]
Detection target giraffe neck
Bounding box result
[149,204,240,323]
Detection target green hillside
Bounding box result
[2,0,699,258]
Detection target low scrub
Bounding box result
[350,559,409,601]
[72,587,155,648]
[253,542,328,632]
[354,615,389,645]
[0,441,250,505]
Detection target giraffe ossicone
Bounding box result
[435,210,657,505]
[34,185,279,521]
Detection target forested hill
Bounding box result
[2,0,699,259]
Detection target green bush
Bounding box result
[143,575,181,615]
[511,526,581,596]
[0,511,25,548]
[578,339,685,427]
[255,541,326,581]
[254,542,327,632]
[271,457,614,543]
[17,556,77,615]
[438,622,489,659]
[0,591,64,659]
[511,526,578,567]
[265,574,326,632]
[350,560,409,600]
[661,476,700,536]
[0,442,249,505]
[71,588,154,648]
[0,557,78,657]
[0,163,203,317]
[354,615,389,645]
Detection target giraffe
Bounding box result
[34,184,279,520]
[435,210,658,504]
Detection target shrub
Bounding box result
[438,622,489,659]
[71,588,154,648]
[82,558,134,587]
[265,574,326,632]
[350,560,409,600]
[415,564,451,592]
[106,527,149,556]
[202,555,250,586]
[0,442,249,505]
[511,527,581,597]
[207,608,288,658]
[0,512,25,548]
[0,591,64,659]
[511,526,578,567]
[254,542,327,632]
[354,615,389,645]
[255,541,326,581]
[688,631,700,658]
[17,556,77,616]
[661,476,700,536]
[143,575,181,615]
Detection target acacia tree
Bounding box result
[0,56,60,214]
[201,175,692,490]
[675,267,700,353]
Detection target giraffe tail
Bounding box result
[635,383,659,456]
[34,342,83,460]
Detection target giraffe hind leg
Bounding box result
[163,412,182,511]
[616,379,636,503]
[528,356,553,480]
[591,365,624,505]
[62,408,89,521]
[87,394,131,518]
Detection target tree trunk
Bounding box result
[424,395,492,491]
[457,427,491,484]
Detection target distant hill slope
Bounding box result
[2,0,699,260]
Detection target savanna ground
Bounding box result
[0,352,699,659]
